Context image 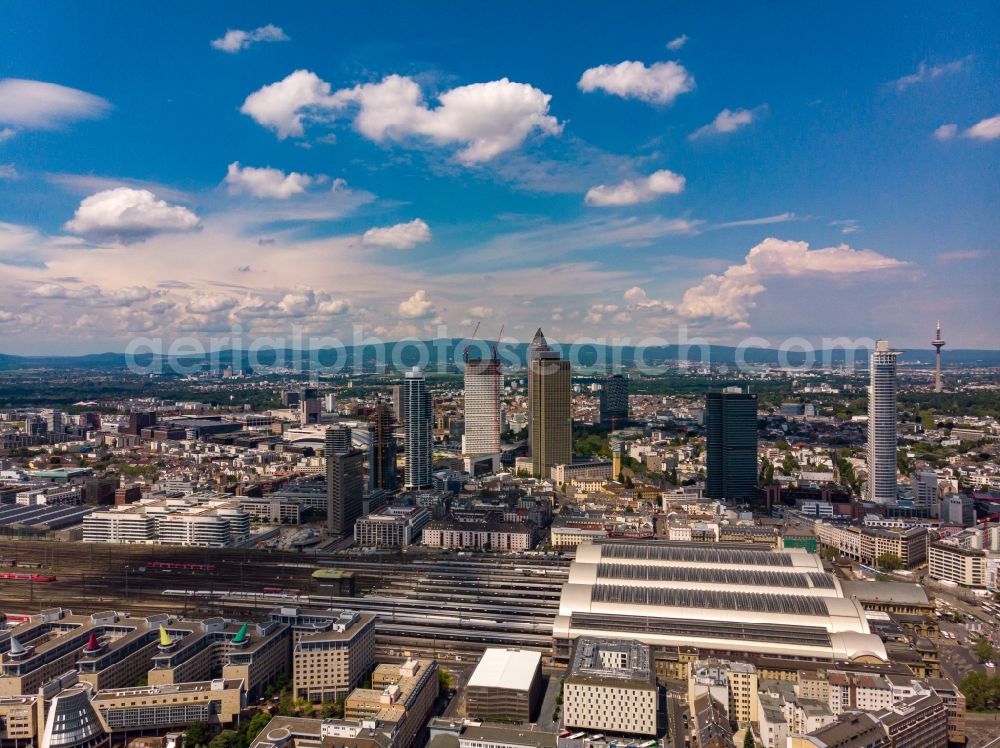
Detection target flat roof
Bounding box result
[467,649,541,692]
[840,580,930,606]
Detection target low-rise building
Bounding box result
[562,638,656,736]
[354,505,431,548]
[344,659,438,748]
[422,520,535,551]
[928,541,987,588]
[466,649,542,724]
[280,609,377,703]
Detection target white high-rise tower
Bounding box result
[931,321,946,393]
[404,366,432,489]
[867,340,899,504]
[462,357,501,473]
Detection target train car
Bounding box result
[145,561,217,573]
[0,572,56,582]
[262,586,282,594]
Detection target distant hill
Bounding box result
[1,340,997,372]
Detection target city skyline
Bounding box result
[0,2,997,355]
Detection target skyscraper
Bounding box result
[392,383,408,429]
[931,321,946,393]
[326,426,364,536]
[867,339,899,504]
[368,400,397,493]
[463,357,502,472]
[404,367,433,489]
[528,329,572,479]
[599,374,629,428]
[705,387,758,501]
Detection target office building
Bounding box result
[345,659,438,748]
[326,427,365,537]
[82,497,250,547]
[392,383,408,430]
[354,505,431,548]
[528,329,571,479]
[92,678,245,734]
[466,649,542,724]
[563,638,656,736]
[282,609,377,703]
[788,712,889,748]
[705,388,758,501]
[368,401,398,493]
[463,357,502,473]
[928,542,986,587]
[911,471,938,514]
[404,368,432,489]
[814,523,928,569]
[872,691,947,748]
[599,374,629,429]
[941,493,974,527]
[41,685,110,748]
[867,340,899,504]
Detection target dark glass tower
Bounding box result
[705,388,758,500]
[599,374,629,428]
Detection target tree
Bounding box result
[758,458,774,487]
[822,547,838,561]
[959,671,1000,711]
[876,552,903,572]
[186,722,212,748]
[207,730,239,748]
[743,729,756,748]
[246,713,271,741]
[438,668,453,691]
[976,637,995,663]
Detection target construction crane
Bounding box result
[462,320,481,363]
[493,325,504,448]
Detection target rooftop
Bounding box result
[467,648,541,692]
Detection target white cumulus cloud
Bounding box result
[187,294,238,314]
[240,69,338,139]
[577,60,694,104]
[585,169,685,207]
[398,289,435,319]
[678,238,908,328]
[333,75,562,163]
[933,124,958,141]
[0,78,110,130]
[362,218,432,249]
[0,128,15,142]
[242,71,562,162]
[224,162,314,198]
[965,114,1000,141]
[64,188,201,243]
[211,24,289,53]
[690,107,759,139]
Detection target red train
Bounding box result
[145,561,217,573]
[0,572,57,582]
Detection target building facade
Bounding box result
[404,368,432,489]
[528,329,571,480]
[867,340,899,504]
[705,388,758,501]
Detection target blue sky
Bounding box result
[0,1,997,354]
